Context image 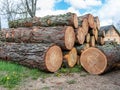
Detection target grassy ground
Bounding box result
[0,60,82,89]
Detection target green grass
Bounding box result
[0,61,50,89]
[0,61,83,89]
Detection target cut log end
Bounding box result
[76,27,85,44]
[45,45,63,72]
[63,47,77,67]
[73,14,78,28]
[80,47,107,75]
[88,14,95,28]
[82,18,89,35]
[65,26,75,50]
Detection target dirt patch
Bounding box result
[12,70,120,90]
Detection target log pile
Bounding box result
[0,12,119,74]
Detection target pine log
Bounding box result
[75,43,89,55]
[78,14,95,28]
[94,29,98,41]
[80,45,120,74]
[94,16,100,30]
[78,17,89,35]
[9,12,78,28]
[0,26,75,50]
[0,43,63,72]
[97,36,105,45]
[98,30,105,38]
[75,27,85,44]
[85,33,90,43]
[77,55,80,65]
[89,36,95,47]
[63,47,77,67]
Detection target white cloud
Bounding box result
[96,0,120,26]
[64,0,102,9]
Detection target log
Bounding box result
[89,36,95,47]
[75,27,85,44]
[63,47,77,67]
[0,26,75,50]
[75,43,89,55]
[94,16,100,30]
[77,55,80,65]
[78,14,95,28]
[78,17,89,35]
[0,43,63,72]
[97,36,105,45]
[98,30,105,38]
[94,29,98,41]
[9,12,78,28]
[85,33,90,43]
[80,45,120,74]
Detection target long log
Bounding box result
[0,26,75,50]
[0,43,63,72]
[63,47,77,67]
[9,12,78,28]
[80,45,120,74]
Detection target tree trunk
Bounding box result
[94,29,98,41]
[78,14,95,28]
[0,26,75,50]
[98,30,105,38]
[75,27,85,44]
[63,47,77,67]
[0,43,63,72]
[80,45,120,74]
[85,33,90,43]
[78,17,89,35]
[9,12,78,28]
[97,36,105,45]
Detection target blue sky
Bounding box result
[1,0,120,28]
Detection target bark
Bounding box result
[63,47,77,67]
[75,27,85,44]
[75,43,89,55]
[0,43,63,72]
[0,26,75,50]
[97,36,105,45]
[9,12,78,28]
[78,17,89,35]
[98,30,105,38]
[80,45,120,74]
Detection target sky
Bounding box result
[1,0,120,28]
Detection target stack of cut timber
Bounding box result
[0,12,118,75]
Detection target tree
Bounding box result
[25,0,37,18]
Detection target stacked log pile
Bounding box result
[0,12,119,74]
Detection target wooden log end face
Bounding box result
[88,14,95,28]
[80,47,107,74]
[65,26,75,50]
[73,14,78,28]
[45,45,63,72]
[82,18,89,35]
[68,47,77,67]
[77,27,85,44]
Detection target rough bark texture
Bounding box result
[80,45,120,74]
[75,43,89,55]
[0,26,75,50]
[9,12,78,28]
[0,43,63,72]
